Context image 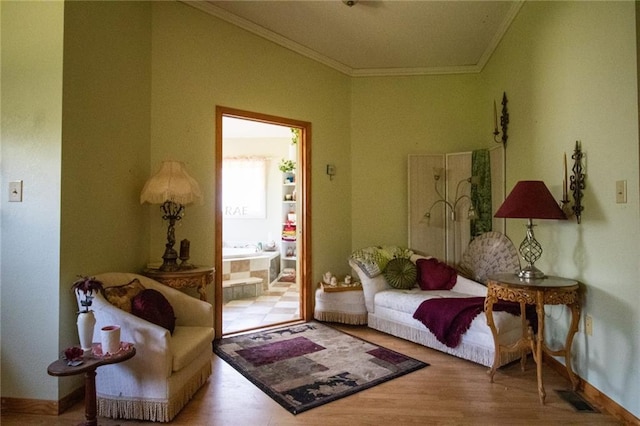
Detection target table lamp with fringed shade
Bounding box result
[494,180,566,279]
[140,161,203,272]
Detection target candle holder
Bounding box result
[560,152,572,217]
[493,92,509,146]
[559,141,586,224]
[179,238,196,270]
[570,141,585,224]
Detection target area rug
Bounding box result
[213,321,429,414]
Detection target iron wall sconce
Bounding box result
[493,92,509,146]
[560,141,586,224]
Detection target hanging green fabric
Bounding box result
[471,149,492,237]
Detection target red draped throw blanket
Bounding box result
[412,297,537,348]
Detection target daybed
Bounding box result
[79,272,214,422]
[349,235,527,368]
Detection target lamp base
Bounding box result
[160,246,180,272]
[159,203,183,272]
[518,265,546,280]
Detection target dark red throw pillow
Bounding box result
[131,289,176,334]
[416,258,458,290]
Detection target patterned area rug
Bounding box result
[214,322,429,414]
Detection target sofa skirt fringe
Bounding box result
[315,310,368,325]
[369,315,524,368]
[97,362,212,422]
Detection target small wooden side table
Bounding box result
[143,266,214,302]
[47,343,136,426]
[485,273,580,404]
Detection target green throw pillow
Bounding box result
[383,257,417,289]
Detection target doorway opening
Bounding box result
[215,106,312,338]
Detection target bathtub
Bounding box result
[222,249,281,299]
[222,247,265,259]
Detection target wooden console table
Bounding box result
[47,343,135,426]
[143,266,214,302]
[485,273,580,404]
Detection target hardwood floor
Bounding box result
[2,325,623,425]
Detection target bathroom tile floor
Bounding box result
[222,280,301,334]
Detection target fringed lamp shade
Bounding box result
[495,181,566,279]
[140,161,202,205]
[141,161,203,271]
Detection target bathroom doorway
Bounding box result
[214,106,312,338]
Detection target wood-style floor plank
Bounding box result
[2,324,623,425]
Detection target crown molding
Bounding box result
[476,1,525,72]
[182,0,525,78]
[183,1,353,76]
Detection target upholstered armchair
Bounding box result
[81,272,214,422]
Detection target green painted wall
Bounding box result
[351,2,639,418]
[148,2,352,290]
[1,0,64,400]
[1,0,152,401]
[480,1,639,417]
[59,0,152,395]
[350,74,485,249]
[1,0,638,419]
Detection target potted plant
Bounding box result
[278,159,296,174]
[72,276,103,352]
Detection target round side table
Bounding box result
[143,266,214,301]
[485,273,580,404]
[47,343,136,426]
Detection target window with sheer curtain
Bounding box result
[223,157,267,219]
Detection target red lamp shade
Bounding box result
[494,181,567,220]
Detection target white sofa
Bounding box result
[349,250,525,368]
[83,272,214,422]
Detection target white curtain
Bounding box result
[223,157,267,219]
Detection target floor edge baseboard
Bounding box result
[1,385,83,416]
[543,353,639,425]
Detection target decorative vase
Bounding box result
[77,311,96,353]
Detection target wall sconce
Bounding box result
[561,141,586,224]
[423,168,478,223]
[493,92,509,145]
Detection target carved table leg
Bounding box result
[534,290,546,404]
[565,301,581,390]
[197,280,207,301]
[484,292,500,382]
[519,301,528,372]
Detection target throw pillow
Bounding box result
[103,278,146,313]
[416,258,458,290]
[131,289,176,334]
[383,257,417,289]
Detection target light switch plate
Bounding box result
[9,181,23,202]
[616,180,627,204]
[326,164,336,176]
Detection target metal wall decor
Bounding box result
[570,141,585,224]
[493,92,509,145]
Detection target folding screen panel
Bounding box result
[408,154,445,260]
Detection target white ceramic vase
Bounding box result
[77,311,96,353]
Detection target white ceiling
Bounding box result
[185,0,524,77]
